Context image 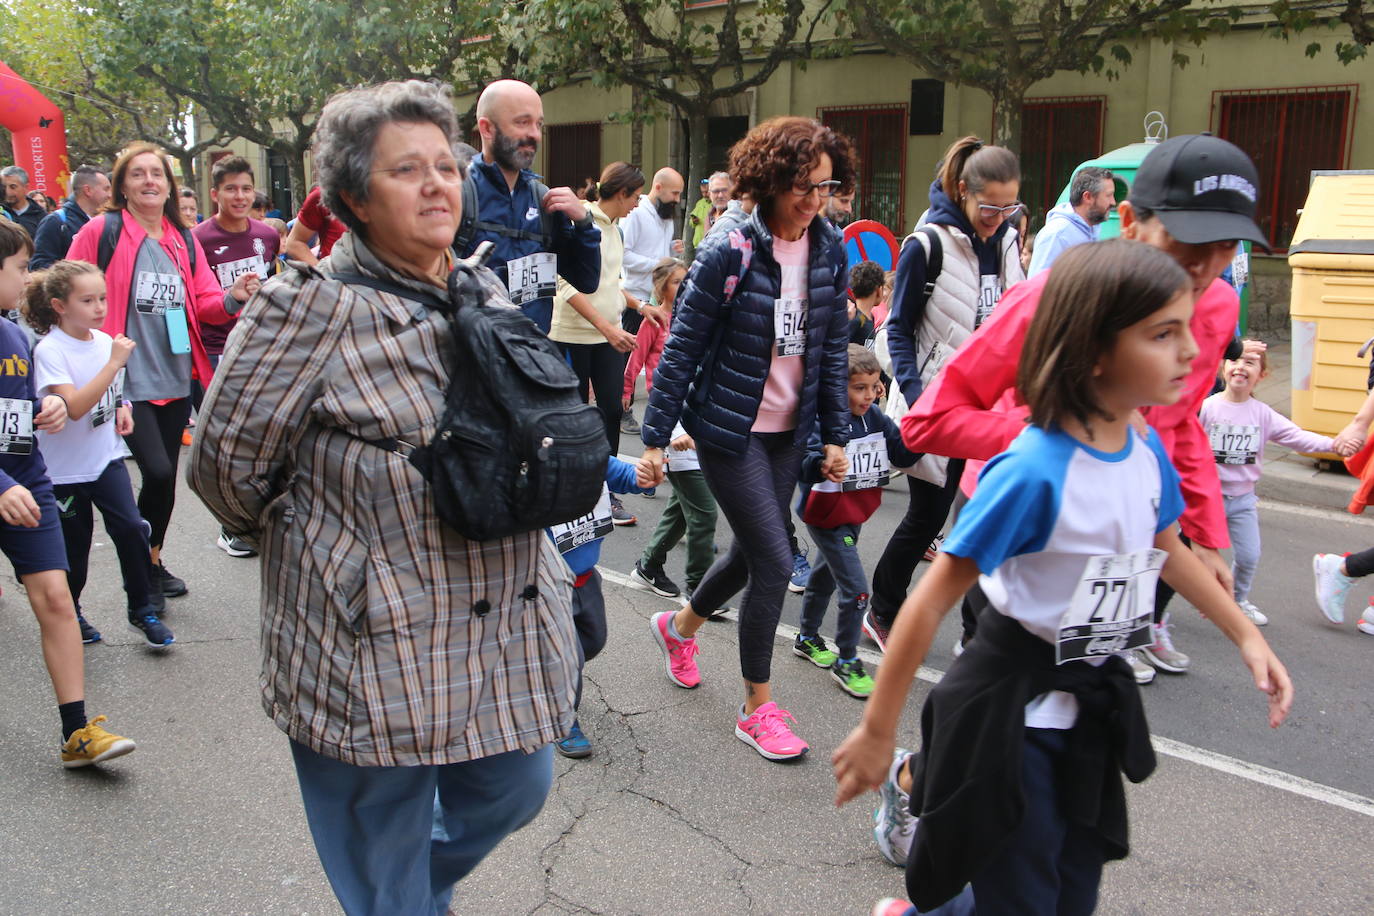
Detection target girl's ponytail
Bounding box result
[22,260,101,336]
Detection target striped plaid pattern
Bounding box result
[188,234,579,766]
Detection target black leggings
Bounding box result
[124,398,191,550]
[1153,532,1192,623]
[54,459,152,612]
[870,460,965,627]
[691,432,805,684]
[562,341,624,455]
[1346,546,1374,578]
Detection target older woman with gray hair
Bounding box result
[188,80,580,915]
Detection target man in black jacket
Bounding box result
[29,165,111,269]
[1,166,46,238]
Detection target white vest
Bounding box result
[877,221,1025,486]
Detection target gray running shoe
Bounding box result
[874,747,917,866]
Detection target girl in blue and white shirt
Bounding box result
[832,240,1292,916]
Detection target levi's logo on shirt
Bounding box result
[0,355,29,377]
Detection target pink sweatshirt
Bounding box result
[754,233,806,432]
[1199,393,1335,496]
[624,307,667,400]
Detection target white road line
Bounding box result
[1256,498,1373,525]
[598,565,1374,818]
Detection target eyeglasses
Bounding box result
[372,159,464,185]
[792,179,842,199]
[974,199,1024,219]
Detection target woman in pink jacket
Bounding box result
[68,142,253,604]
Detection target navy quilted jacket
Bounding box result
[641,210,851,455]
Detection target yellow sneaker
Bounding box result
[61,715,136,768]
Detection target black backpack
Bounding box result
[349,244,608,541]
[96,212,197,273]
[453,171,557,256]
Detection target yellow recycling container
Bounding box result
[1288,171,1374,456]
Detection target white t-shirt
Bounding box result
[33,328,126,484]
[943,425,1184,729]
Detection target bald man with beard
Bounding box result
[458,78,602,334]
[621,167,686,335]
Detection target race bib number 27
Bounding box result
[1056,548,1166,665]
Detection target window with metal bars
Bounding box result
[819,105,906,233]
[1021,97,1106,234]
[1213,86,1357,252]
[544,122,603,195]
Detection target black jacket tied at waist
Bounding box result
[908,607,1157,911]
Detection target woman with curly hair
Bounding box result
[636,116,855,761]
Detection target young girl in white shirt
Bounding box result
[832,240,1292,916]
[25,260,169,649]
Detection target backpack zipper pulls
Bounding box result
[537,436,552,461]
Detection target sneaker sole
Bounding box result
[62,738,136,769]
[161,585,189,598]
[1313,555,1346,625]
[611,517,637,527]
[792,644,835,668]
[733,724,808,761]
[1357,621,1374,636]
[629,568,680,599]
[786,581,806,594]
[127,621,174,650]
[554,743,593,760]
[649,613,699,689]
[80,631,102,645]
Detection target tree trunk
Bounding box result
[990,87,1025,156]
[630,87,644,166]
[682,105,710,257]
[176,152,198,198]
[284,143,310,209]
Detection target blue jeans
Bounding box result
[800,522,868,658]
[290,740,554,915]
[916,728,1106,916]
[1223,491,1260,602]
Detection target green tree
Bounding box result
[86,0,541,202]
[1268,0,1371,62]
[838,0,1240,154]
[527,0,838,237]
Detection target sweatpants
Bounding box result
[691,431,804,684]
[800,522,867,658]
[914,728,1107,916]
[1223,490,1261,602]
[53,459,152,612]
[570,570,608,710]
[640,468,718,591]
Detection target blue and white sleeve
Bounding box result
[942,448,1061,575]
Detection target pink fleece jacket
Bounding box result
[67,209,237,390]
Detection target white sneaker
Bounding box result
[1313,554,1352,625]
[1141,618,1190,673]
[1126,650,1155,684]
[1357,606,1374,636]
[1238,599,1269,626]
[873,748,917,866]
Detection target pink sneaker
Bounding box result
[650,611,701,688]
[871,899,916,916]
[735,701,808,760]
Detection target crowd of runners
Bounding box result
[5,73,1370,914]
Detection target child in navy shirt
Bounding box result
[0,221,136,768]
[832,241,1292,915]
[548,455,651,759]
[795,345,917,697]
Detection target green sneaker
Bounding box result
[793,634,838,668]
[831,657,875,698]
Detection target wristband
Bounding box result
[48,393,69,412]
[121,400,132,409]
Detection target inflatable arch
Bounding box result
[0,61,70,196]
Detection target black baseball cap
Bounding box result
[1128,134,1270,251]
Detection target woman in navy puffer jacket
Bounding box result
[636,117,855,761]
